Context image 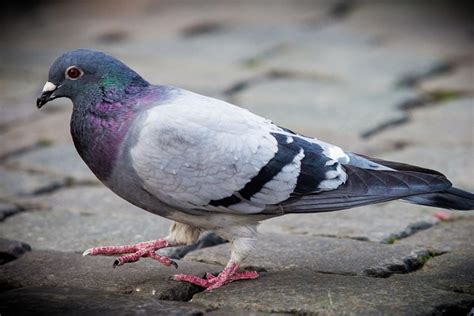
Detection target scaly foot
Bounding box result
[82,239,177,268]
[173,262,258,291]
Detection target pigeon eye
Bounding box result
[65,66,83,80]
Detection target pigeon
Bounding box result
[36,49,474,291]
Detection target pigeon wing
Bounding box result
[129,89,348,215]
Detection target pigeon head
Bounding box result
[36,49,149,109]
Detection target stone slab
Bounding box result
[128,53,257,96]
[394,218,474,295]
[20,186,145,214]
[0,287,207,315]
[0,238,31,265]
[192,270,474,315]
[186,233,432,277]
[0,208,170,253]
[259,23,444,90]
[419,59,474,93]
[206,307,287,316]
[398,217,474,252]
[1,1,473,314]
[368,98,474,147]
[341,1,472,57]
[5,144,97,183]
[394,250,474,296]
[0,202,21,221]
[236,78,415,137]
[0,72,46,128]
[259,202,440,243]
[0,190,172,252]
[0,166,65,198]
[0,186,222,258]
[0,108,72,159]
[0,250,221,301]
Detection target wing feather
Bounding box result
[129,89,348,214]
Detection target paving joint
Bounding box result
[222,68,335,103]
[396,61,454,88]
[240,0,355,71]
[0,142,50,163]
[363,249,445,278]
[362,61,470,140]
[381,220,438,244]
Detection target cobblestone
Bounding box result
[185,233,434,277]
[1,1,472,314]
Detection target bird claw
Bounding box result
[173,268,258,290]
[170,260,178,269]
[83,239,174,269]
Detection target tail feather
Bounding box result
[282,154,474,213]
[283,165,453,213]
[353,153,445,176]
[404,187,474,210]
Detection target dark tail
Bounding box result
[283,153,474,213]
[404,187,474,210]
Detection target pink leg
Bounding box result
[82,239,177,268]
[173,262,258,291]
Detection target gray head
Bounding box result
[36,49,149,108]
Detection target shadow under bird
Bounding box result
[36,49,474,291]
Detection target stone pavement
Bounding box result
[1,1,473,315]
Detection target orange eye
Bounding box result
[66,66,82,80]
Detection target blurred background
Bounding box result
[1,0,473,153]
[0,0,473,313]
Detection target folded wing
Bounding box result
[129,89,348,215]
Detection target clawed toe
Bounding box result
[83,239,175,269]
[173,268,258,290]
[113,259,120,269]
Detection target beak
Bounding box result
[36,82,58,109]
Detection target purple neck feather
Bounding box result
[70,85,163,181]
